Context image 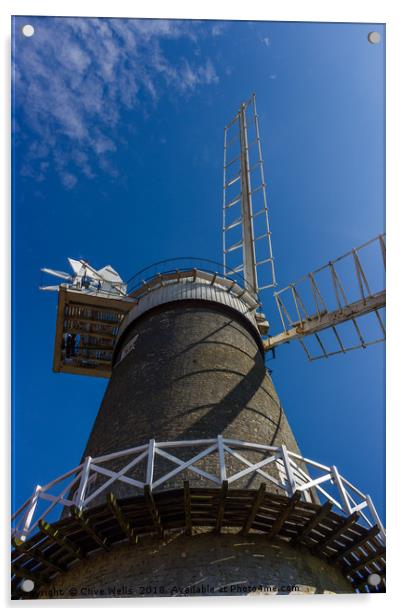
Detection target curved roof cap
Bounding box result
[115,268,262,348]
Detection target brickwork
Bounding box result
[49,298,353,597]
[37,531,353,598]
[82,301,301,497]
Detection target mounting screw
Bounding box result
[368,31,381,44]
[21,579,35,592]
[22,24,35,37]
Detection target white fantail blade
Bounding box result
[68,257,86,275]
[68,258,103,282]
[78,260,105,281]
[39,285,61,291]
[97,265,123,283]
[41,268,72,281]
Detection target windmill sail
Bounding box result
[223,93,276,295]
[264,234,386,360]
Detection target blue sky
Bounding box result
[12,17,385,520]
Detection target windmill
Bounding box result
[11,94,386,598]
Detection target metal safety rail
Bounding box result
[223,93,276,293]
[12,436,385,545]
[265,235,386,359]
[126,257,259,301]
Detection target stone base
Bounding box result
[36,530,353,599]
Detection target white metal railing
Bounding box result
[11,437,385,544]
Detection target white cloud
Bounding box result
[199,58,219,85]
[211,23,225,36]
[61,172,78,189]
[14,17,220,188]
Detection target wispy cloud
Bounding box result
[13,17,220,188]
[211,23,225,37]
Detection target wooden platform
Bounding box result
[53,287,134,378]
[11,484,386,598]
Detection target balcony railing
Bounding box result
[12,436,385,545]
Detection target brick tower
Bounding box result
[11,95,386,598]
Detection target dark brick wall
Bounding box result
[37,531,353,598]
[81,301,302,498]
[50,301,338,598]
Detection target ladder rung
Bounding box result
[225,195,241,209]
[224,154,240,169]
[244,94,254,109]
[224,175,240,189]
[252,208,268,218]
[225,240,243,254]
[224,217,242,232]
[250,184,265,195]
[254,232,271,241]
[225,113,240,130]
[231,264,244,273]
[248,161,263,173]
[256,258,273,266]
[245,138,259,150]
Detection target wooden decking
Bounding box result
[11,484,386,598]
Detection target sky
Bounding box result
[12,17,385,522]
